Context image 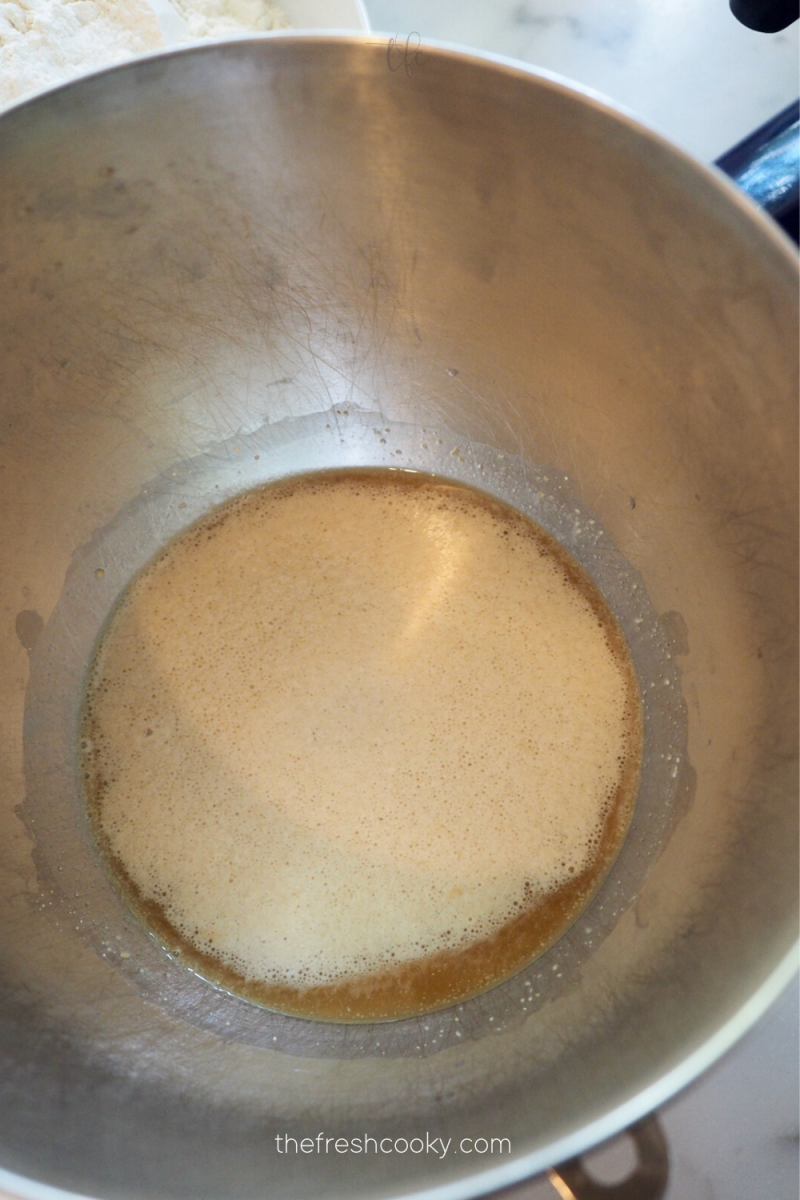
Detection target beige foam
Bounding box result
[83,471,640,992]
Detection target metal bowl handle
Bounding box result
[547,1114,669,1200]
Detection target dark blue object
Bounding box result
[716,101,800,242]
[730,0,798,33]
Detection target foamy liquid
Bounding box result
[82,470,642,1020]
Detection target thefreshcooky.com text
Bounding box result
[275,1134,510,1159]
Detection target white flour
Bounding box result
[0,0,290,110]
[168,0,288,39]
[0,0,163,106]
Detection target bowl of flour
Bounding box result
[0,0,369,111]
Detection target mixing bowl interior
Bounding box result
[0,36,796,1200]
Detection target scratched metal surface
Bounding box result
[0,36,796,1200]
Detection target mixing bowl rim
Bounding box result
[0,31,797,277]
[0,954,796,1200]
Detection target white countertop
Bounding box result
[364,0,799,162]
[516,974,800,1200]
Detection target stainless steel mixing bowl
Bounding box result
[0,35,797,1200]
